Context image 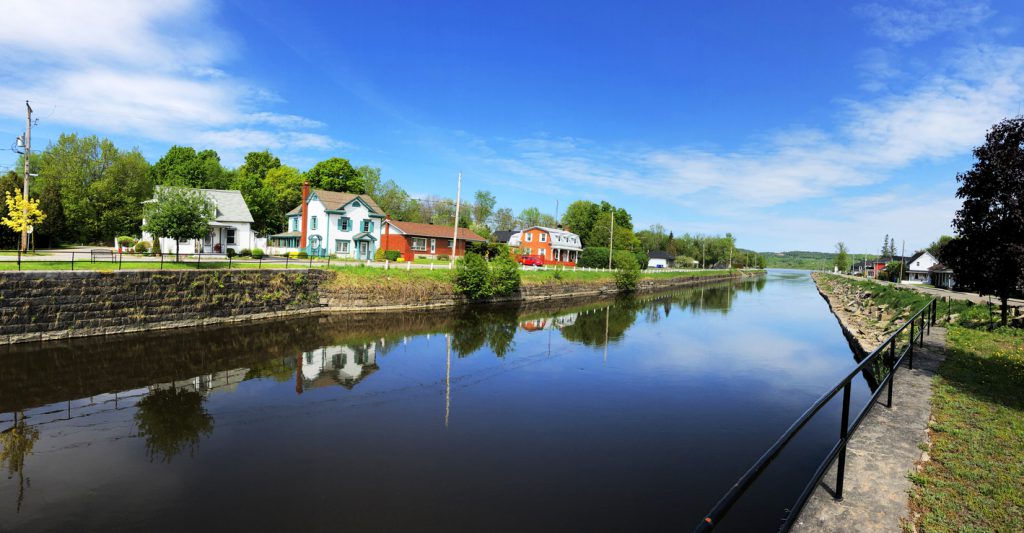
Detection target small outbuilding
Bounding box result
[647,250,675,269]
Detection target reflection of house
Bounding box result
[508,227,582,265]
[905,251,938,284]
[142,187,260,255]
[269,183,385,259]
[152,368,250,396]
[519,312,579,332]
[381,220,486,261]
[295,343,379,390]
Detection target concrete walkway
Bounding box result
[792,326,947,533]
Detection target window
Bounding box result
[290,217,298,232]
[411,238,428,251]
[338,217,351,231]
[204,231,213,245]
[336,240,350,254]
[539,248,546,257]
[540,233,547,242]
[525,247,531,255]
[525,233,533,242]
[448,239,454,248]
[226,229,236,245]
[311,216,318,230]
[352,200,361,208]
[361,220,374,233]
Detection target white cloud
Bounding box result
[0,0,341,165]
[856,0,994,44]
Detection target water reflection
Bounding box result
[2,275,834,530]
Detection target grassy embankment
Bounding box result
[818,275,1023,531]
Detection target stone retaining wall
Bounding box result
[1,269,755,345]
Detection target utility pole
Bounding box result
[450,172,462,269]
[701,239,706,269]
[607,210,614,269]
[21,101,32,252]
[555,199,559,228]
[897,240,905,284]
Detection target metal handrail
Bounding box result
[695,297,938,532]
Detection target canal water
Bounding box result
[0,270,879,531]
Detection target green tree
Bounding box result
[304,157,364,193]
[374,179,412,218]
[453,252,493,299]
[926,235,954,262]
[587,214,641,251]
[263,165,304,230]
[518,207,543,228]
[134,388,214,463]
[357,165,382,196]
[233,150,282,236]
[473,190,496,226]
[561,200,600,236]
[491,207,517,231]
[142,187,215,260]
[945,116,1024,325]
[151,146,228,189]
[835,242,850,272]
[0,171,23,248]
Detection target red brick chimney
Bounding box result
[300,181,310,249]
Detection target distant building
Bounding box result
[928,263,955,289]
[492,230,519,244]
[142,187,259,255]
[647,250,675,269]
[268,183,384,258]
[508,226,582,266]
[905,251,939,284]
[381,220,486,261]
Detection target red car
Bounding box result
[517,255,544,266]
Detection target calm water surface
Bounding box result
[0,270,879,531]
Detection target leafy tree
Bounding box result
[926,235,954,262]
[239,150,281,181]
[374,179,413,219]
[835,242,850,272]
[151,145,228,189]
[518,207,543,228]
[357,165,382,196]
[0,171,24,248]
[598,200,632,230]
[263,165,304,229]
[491,207,517,231]
[473,190,496,226]
[142,187,215,260]
[430,197,457,225]
[304,157,364,193]
[878,261,904,282]
[2,190,46,244]
[945,116,1024,325]
[560,200,600,236]
[453,252,493,299]
[615,254,641,291]
[587,215,641,251]
[490,251,521,296]
[233,150,282,236]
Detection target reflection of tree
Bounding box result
[134,388,214,463]
[1,412,39,513]
[560,298,640,347]
[448,307,519,358]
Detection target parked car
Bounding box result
[517,255,544,266]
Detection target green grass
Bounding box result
[908,325,1024,531]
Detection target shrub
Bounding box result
[150,239,161,255]
[578,247,609,268]
[117,235,137,248]
[490,254,521,296]
[384,250,402,261]
[251,248,264,259]
[134,240,150,254]
[296,251,309,259]
[438,254,450,261]
[374,247,386,261]
[615,255,641,291]
[238,248,251,257]
[453,252,493,299]
[226,248,237,258]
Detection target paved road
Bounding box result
[836,273,1024,307]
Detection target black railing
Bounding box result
[3,250,333,271]
[696,297,939,532]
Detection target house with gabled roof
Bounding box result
[142,187,259,255]
[381,219,486,261]
[508,226,582,266]
[904,251,939,284]
[268,183,385,259]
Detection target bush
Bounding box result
[438,254,450,261]
[117,235,137,248]
[453,253,493,299]
[134,240,150,254]
[490,254,521,296]
[384,250,402,261]
[150,239,161,255]
[296,251,309,259]
[615,256,641,291]
[578,247,609,268]
[374,248,386,261]
[251,248,264,259]
[226,248,237,258]
[238,248,251,257]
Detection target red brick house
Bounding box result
[381,219,486,261]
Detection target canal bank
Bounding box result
[0,268,761,345]
[794,273,946,532]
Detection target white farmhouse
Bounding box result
[904,251,939,284]
[142,187,259,255]
[268,183,385,259]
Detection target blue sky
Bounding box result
[2,0,1023,253]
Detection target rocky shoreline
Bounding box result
[811,273,912,357]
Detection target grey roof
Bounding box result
[493,230,518,243]
[154,187,254,223]
[648,250,675,260]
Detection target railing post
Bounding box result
[17,249,21,271]
[308,255,313,269]
[70,251,74,271]
[919,314,925,348]
[836,381,851,500]
[887,340,895,408]
[258,256,262,269]
[285,255,290,269]
[118,252,123,270]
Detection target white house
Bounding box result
[904,251,939,284]
[296,342,379,392]
[142,188,260,255]
[647,250,675,269]
[268,184,385,259]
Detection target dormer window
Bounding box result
[353,201,361,208]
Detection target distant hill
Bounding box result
[757,250,879,270]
